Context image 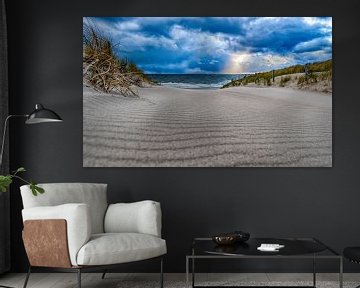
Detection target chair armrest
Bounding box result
[104,200,162,237]
[22,203,91,266]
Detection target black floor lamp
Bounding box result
[0,103,63,166]
[0,103,62,288]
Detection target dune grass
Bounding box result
[297,69,332,86]
[83,23,153,96]
[222,59,332,89]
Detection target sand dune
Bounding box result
[83,85,332,167]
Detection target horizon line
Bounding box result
[144,58,332,76]
[145,72,255,75]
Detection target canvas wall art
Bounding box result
[83,17,332,167]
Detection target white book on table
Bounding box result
[257,243,285,251]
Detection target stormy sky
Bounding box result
[84,17,332,74]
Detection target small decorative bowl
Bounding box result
[212,233,238,245]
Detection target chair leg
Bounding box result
[160,257,164,288]
[23,266,31,288]
[77,269,81,288]
[101,270,107,279]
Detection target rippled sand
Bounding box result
[83,85,332,167]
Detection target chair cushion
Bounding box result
[105,201,162,237]
[21,183,108,234]
[344,247,360,263]
[76,233,167,266]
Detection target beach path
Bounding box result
[83,85,332,167]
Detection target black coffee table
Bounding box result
[186,237,342,288]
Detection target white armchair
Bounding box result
[20,183,166,288]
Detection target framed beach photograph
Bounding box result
[83,17,332,167]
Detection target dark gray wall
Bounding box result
[5,0,360,273]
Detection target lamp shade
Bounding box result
[25,104,63,124]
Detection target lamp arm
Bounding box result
[0,114,28,168]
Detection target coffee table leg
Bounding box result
[186,257,189,288]
[192,257,195,288]
[313,255,316,287]
[339,257,343,288]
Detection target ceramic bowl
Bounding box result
[212,233,238,245]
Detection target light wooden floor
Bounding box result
[0,273,359,288]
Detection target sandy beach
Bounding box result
[83,85,332,167]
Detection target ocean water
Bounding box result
[148,74,245,89]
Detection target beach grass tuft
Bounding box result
[83,22,153,96]
[280,75,291,87]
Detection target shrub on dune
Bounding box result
[222,59,332,89]
[83,23,153,96]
